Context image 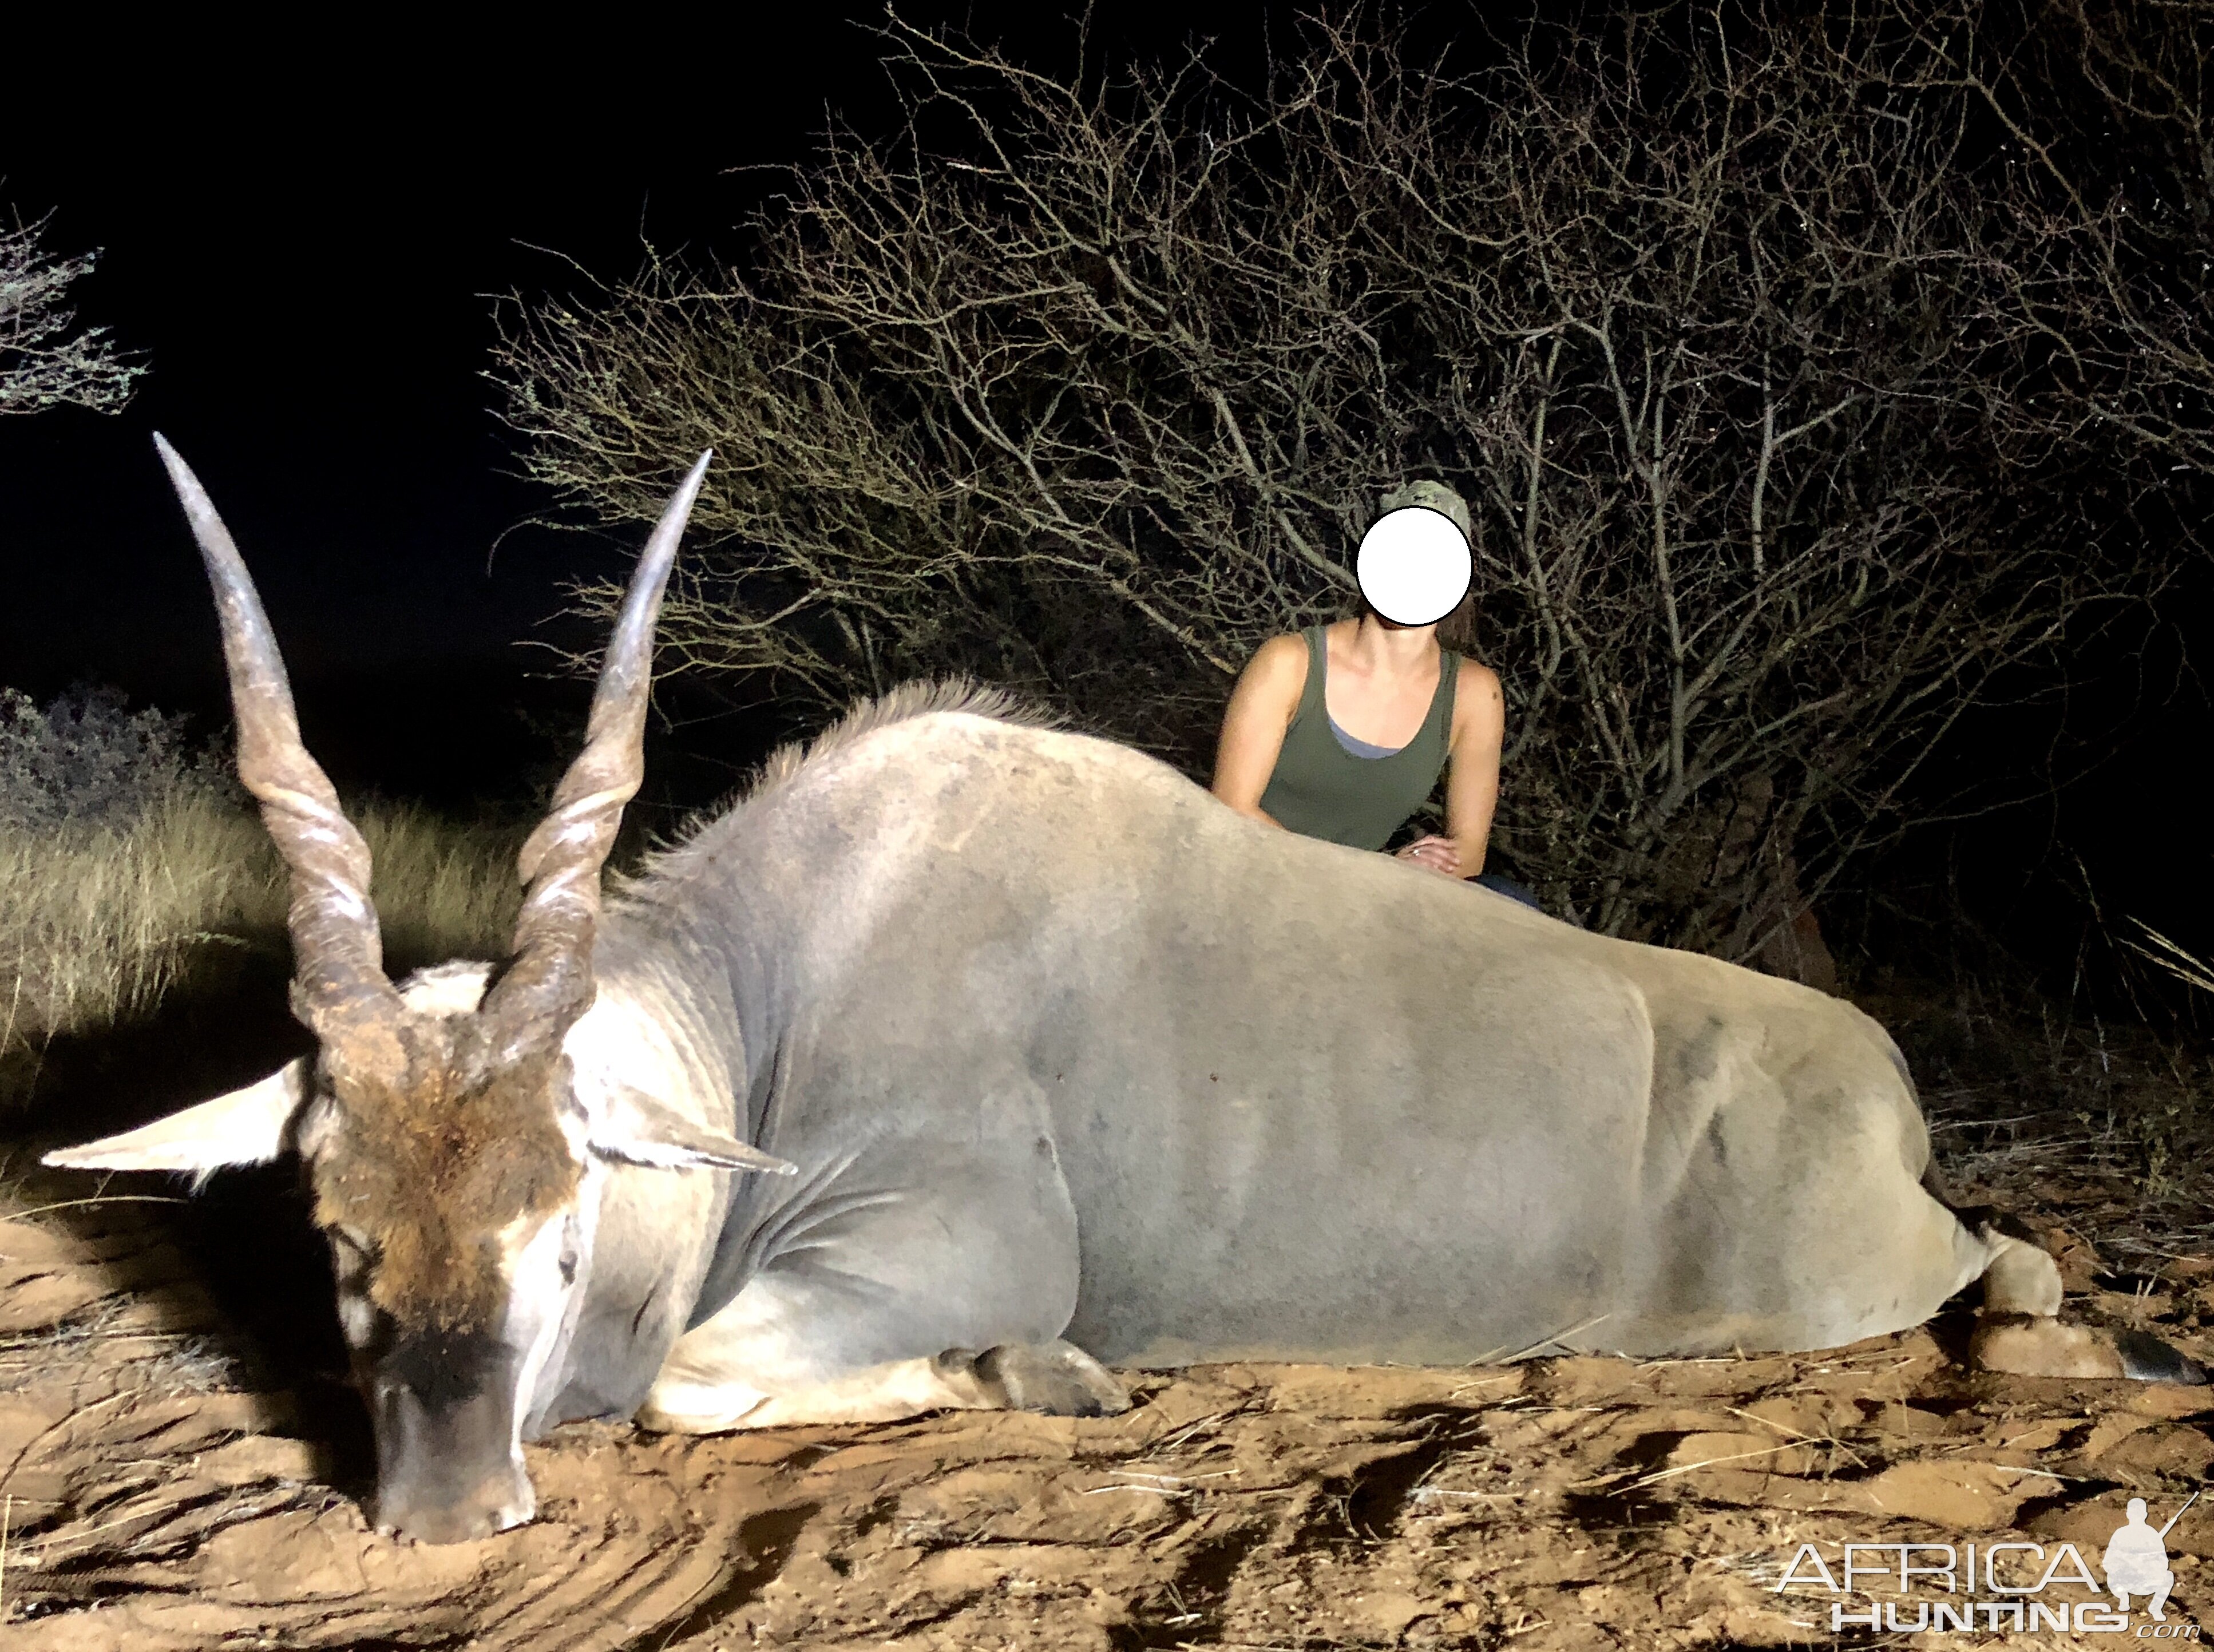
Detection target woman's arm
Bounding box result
[1443,660,1505,874]
[1209,633,1309,826]
[1400,659,1504,877]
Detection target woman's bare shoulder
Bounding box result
[1245,631,1311,680]
[1457,656,1503,699]
[1453,657,1504,743]
[1229,631,1310,721]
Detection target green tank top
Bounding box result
[1257,625,1459,851]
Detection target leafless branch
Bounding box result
[0,211,144,417]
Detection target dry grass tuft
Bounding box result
[1871,977,2214,1262]
[0,786,279,1061]
[354,800,525,973]
[0,790,520,1110]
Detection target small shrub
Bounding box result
[0,685,228,833]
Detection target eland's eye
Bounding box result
[556,1215,582,1285]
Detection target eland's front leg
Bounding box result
[640,1339,1127,1431]
[636,1130,1126,1431]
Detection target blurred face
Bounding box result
[1356,505,1471,628]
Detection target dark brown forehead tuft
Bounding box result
[310,1020,581,1334]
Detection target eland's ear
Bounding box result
[43,1060,310,1179]
[587,1086,795,1177]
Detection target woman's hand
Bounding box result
[1395,834,1463,877]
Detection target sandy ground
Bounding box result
[5,1090,2214,1650]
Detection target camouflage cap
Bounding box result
[1377,480,1472,545]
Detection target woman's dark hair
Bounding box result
[1356,589,1480,652]
[1353,480,1482,655]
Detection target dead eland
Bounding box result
[46,442,2198,1544]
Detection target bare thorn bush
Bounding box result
[493,4,2183,955]
[1920,0,2214,476]
[0,211,144,417]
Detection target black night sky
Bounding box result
[0,7,1287,805]
[2,6,2209,969]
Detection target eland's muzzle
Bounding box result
[369,1380,534,1544]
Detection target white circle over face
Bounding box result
[1356,506,1472,627]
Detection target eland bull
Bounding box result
[47,441,2199,1544]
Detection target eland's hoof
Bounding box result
[969,1340,1131,1417]
[1969,1314,2207,1382]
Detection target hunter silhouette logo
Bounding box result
[2106,1492,2196,1621]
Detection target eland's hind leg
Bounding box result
[1967,1223,2206,1382]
